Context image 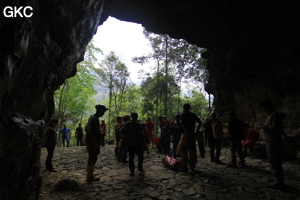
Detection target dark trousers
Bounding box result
[128,146,144,173]
[208,138,221,162]
[266,141,284,184]
[162,140,170,155]
[180,138,197,169]
[62,136,69,147]
[46,145,55,169]
[99,135,105,146]
[196,132,205,157]
[118,144,128,162]
[87,148,99,165]
[229,139,244,164]
[77,137,83,146]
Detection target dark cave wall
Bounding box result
[1,0,300,199]
[0,0,107,199]
[204,42,300,130]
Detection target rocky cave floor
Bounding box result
[39,144,300,200]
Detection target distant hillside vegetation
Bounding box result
[93,85,108,102]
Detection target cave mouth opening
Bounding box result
[92,16,211,96]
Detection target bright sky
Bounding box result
[92,17,152,83]
[92,17,208,98]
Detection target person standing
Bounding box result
[202,117,209,147]
[118,115,131,163]
[226,111,245,167]
[44,119,59,172]
[121,113,145,176]
[100,119,107,146]
[205,112,223,164]
[161,120,171,155]
[114,116,123,157]
[75,123,84,146]
[171,114,183,159]
[85,104,108,181]
[59,124,70,147]
[145,117,155,148]
[177,103,202,172]
[258,100,285,189]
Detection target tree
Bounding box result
[95,51,130,140]
[133,30,208,117]
[54,40,101,127]
[53,40,101,146]
[182,90,209,119]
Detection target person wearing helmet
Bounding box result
[85,104,108,181]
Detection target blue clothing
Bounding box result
[59,127,70,147]
[59,128,70,139]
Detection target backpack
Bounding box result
[212,120,223,139]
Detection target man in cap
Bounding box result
[85,104,108,181]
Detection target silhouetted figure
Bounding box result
[202,117,209,147]
[121,113,145,176]
[205,112,223,164]
[226,111,245,168]
[177,103,202,172]
[161,120,171,155]
[75,123,84,146]
[118,115,130,163]
[258,100,285,189]
[85,104,107,181]
[171,114,183,159]
[44,119,58,172]
[114,116,123,157]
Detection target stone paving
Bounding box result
[39,145,300,200]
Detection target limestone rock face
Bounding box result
[1,0,300,199]
[0,0,107,199]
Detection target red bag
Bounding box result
[162,156,181,171]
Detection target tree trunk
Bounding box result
[164,35,168,117]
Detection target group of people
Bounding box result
[43,100,286,189]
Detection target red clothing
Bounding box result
[101,123,106,135]
[145,121,154,139]
[242,128,259,148]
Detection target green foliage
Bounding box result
[95,51,130,140]
[54,40,102,128]
[131,30,209,133]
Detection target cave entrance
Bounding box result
[54,16,213,146]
